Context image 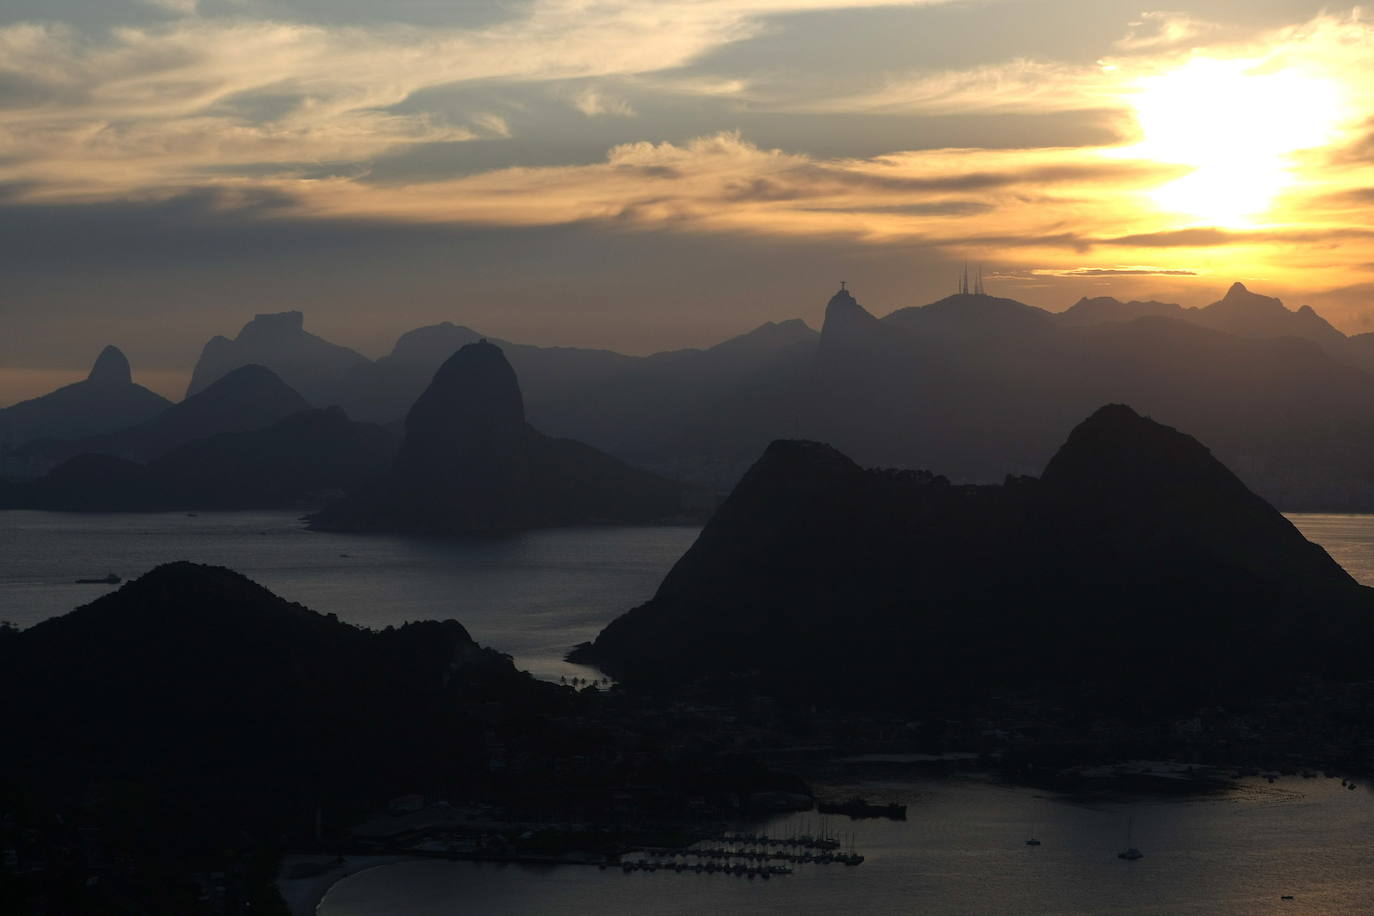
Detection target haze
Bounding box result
[4,0,1374,403]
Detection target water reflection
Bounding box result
[320,778,1374,915]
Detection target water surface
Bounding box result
[319,777,1374,915]
[0,510,697,681]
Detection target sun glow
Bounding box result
[1127,57,1348,227]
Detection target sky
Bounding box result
[3,0,1374,403]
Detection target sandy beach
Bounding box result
[278,854,420,916]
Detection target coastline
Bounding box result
[278,854,422,916]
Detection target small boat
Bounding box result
[1281,895,1295,901]
[1025,823,1041,846]
[1118,816,1143,860]
[74,573,121,585]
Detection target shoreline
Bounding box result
[278,854,422,916]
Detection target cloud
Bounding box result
[570,87,637,118]
[141,0,199,14]
[3,1,1374,305]
[0,1,966,202]
[470,113,512,138]
[1113,12,1212,51]
[804,59,1126,116]
[787,8,1374,129]
[248,132,1185,265]
[1034,266,1198,277]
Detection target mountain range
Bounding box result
[165,282,1374,511]
[572,404,1374,713]
[11,280,1374,512]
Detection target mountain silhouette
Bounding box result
[1056,296,1187,326]
[150,406,398,509]
[171,281,1374,511]
[1055,282,1349,360]
[3,405,397,512]
[311,341,702,532]
[87,344,133,385]
[795,282,1374,510]
[885,291,1055,341]
[186,310,370,404]
[573,405,1372,711]
[0,562,557,906]
[20,364,311,470]
[1191,282,1347,352]
[0,346,170,465]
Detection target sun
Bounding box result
[1126,57,1347,227]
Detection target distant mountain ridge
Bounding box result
[802,283,1374,510]
[62,278,1374,512]
[1055,282,1350,360]
[186,310,371,404]
[16,363,310,469]
[311,340,706,533]
[0,346,171,469]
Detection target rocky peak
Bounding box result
[238,311,305,343]
[87,345,132,386]
[820,285,881,343]
[1213,281,1286,314]
[746,439,862,488]
[397,340,530,489]
[192,364,307,410]
[1041,403,1230,499]
[1196,282,1346,348]
[824,286,863,318]
[1040,403,1351,584]
[405,340,525,434]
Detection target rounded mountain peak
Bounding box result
[820,284,880,342]
[1040,403,1240,503]
[827,286,858,310]
[87,345,132,386]
[403,340,526,451]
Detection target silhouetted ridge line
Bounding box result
[187,309,370,403]
[87,345,132,386]
[0,345,170,463]
[573,404,1373,712]
[311,340,704,533]
[162,279,1374,510]
[0,561,560,905]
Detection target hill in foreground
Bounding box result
[573,405,1374,713]
[0,562,557,911]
